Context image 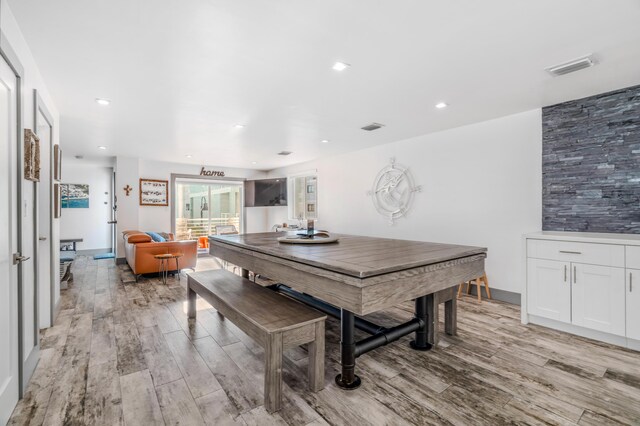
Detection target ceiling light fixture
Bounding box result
[185,154,192,158]
[251,161,257,165]
[97,146,107,150]
[234,124,245,129]
[332,62,350,71]
[321,139,330,144]
[435,102,448,109]
[95,98,111,106]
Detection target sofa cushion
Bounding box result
[146,231,166,242]
[127,233,153,244]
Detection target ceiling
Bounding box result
[8,0,640,170]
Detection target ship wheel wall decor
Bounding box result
[366,158,422,224]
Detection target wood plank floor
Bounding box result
[9,256,640,425]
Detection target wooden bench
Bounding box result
[187,270,326,413]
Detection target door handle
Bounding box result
[631,272,633,292]
[13,253,30,265]
[39,236,47,241]
[564,265,567,282]
[573,265,577,283]
[559,250,582,255]
[107,220,117,224]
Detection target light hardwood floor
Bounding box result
[9,256,640,425]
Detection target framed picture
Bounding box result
[140,178,168,206]
[54,144,62,181]
[61,184,90,208]
[54,183,61,218]
[24,129,40,182]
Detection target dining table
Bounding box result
[209,232,487,390]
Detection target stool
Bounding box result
[457,273,491,302]
[154,253,184,285]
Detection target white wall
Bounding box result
[60,162,113,252]
[115,156,140,258]
[2,2,61,327]
[267,109,543,294]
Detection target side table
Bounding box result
[154,253,184,285]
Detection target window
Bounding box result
[290,174,317,221]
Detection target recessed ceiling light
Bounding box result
[234,124,245,129]
[435,102,448,109]
[185,154,192,158]
[321,139,330,144]
[251,161,257,165]
[97,146,107,150]
[95,98,111,106]
[332,62,350,71]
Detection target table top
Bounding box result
[154,253,184,259]
[210,232,487,279]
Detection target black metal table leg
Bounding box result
[335,309,362,389]
[410,295,433,351]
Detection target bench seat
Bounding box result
[187,269,326,412]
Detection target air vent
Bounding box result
[361,122,385,131]
[277,151,292,156]
[546,55,595,77]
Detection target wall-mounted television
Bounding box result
[244,178,288,207]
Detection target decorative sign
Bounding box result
[200,167,225,177]
[140,179,169,206]
[367,158,421,224]
[24,129,40,182]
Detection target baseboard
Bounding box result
[77,247,112,256]
[116,257,127,265]
[465,286,521,305]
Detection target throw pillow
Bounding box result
[146,231,166,242]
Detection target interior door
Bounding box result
[35,96,54,327]
[0,49,20,426]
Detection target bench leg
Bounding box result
[308,322,325,392]
[445,291,457,336]
[265,332,283,413]
[187,282,197,319]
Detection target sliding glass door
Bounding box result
[175,180,242,241]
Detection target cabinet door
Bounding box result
[572,264,625,336]
[527,258,571,323]
[627,270,640,341]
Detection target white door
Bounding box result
[0,52,20,425]
[572,263,626,336]
[626,269,640,341]
[36,106,53,327]
[527,258,571,323]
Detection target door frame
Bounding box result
[170,173,246,237]
[1,29,34,400]
[34,90,56,326]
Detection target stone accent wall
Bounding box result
[542,84,640,233]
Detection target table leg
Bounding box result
[335,309,361,390]
[410,295,433,351]
[175,257,180,280]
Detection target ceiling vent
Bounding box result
[361,122,385,131]
[277,151,292,156]
[546,55,595,77]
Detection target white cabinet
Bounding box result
[527,258,571,323]
[571,264,626,336]
[524,232,640,349]
[627,270,640,341]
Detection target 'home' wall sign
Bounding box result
[200,167,225,177]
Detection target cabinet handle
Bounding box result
[574,265,577,283]
[564,265,567,282]
[559,250,582,255]
[631,273,634,292]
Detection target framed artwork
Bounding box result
[140,178,169,206]
[61,184,90,208]
[24,129,40,182]
[54,183,61,218]
[54,144,62,181]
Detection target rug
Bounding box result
[94,252,115,260]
